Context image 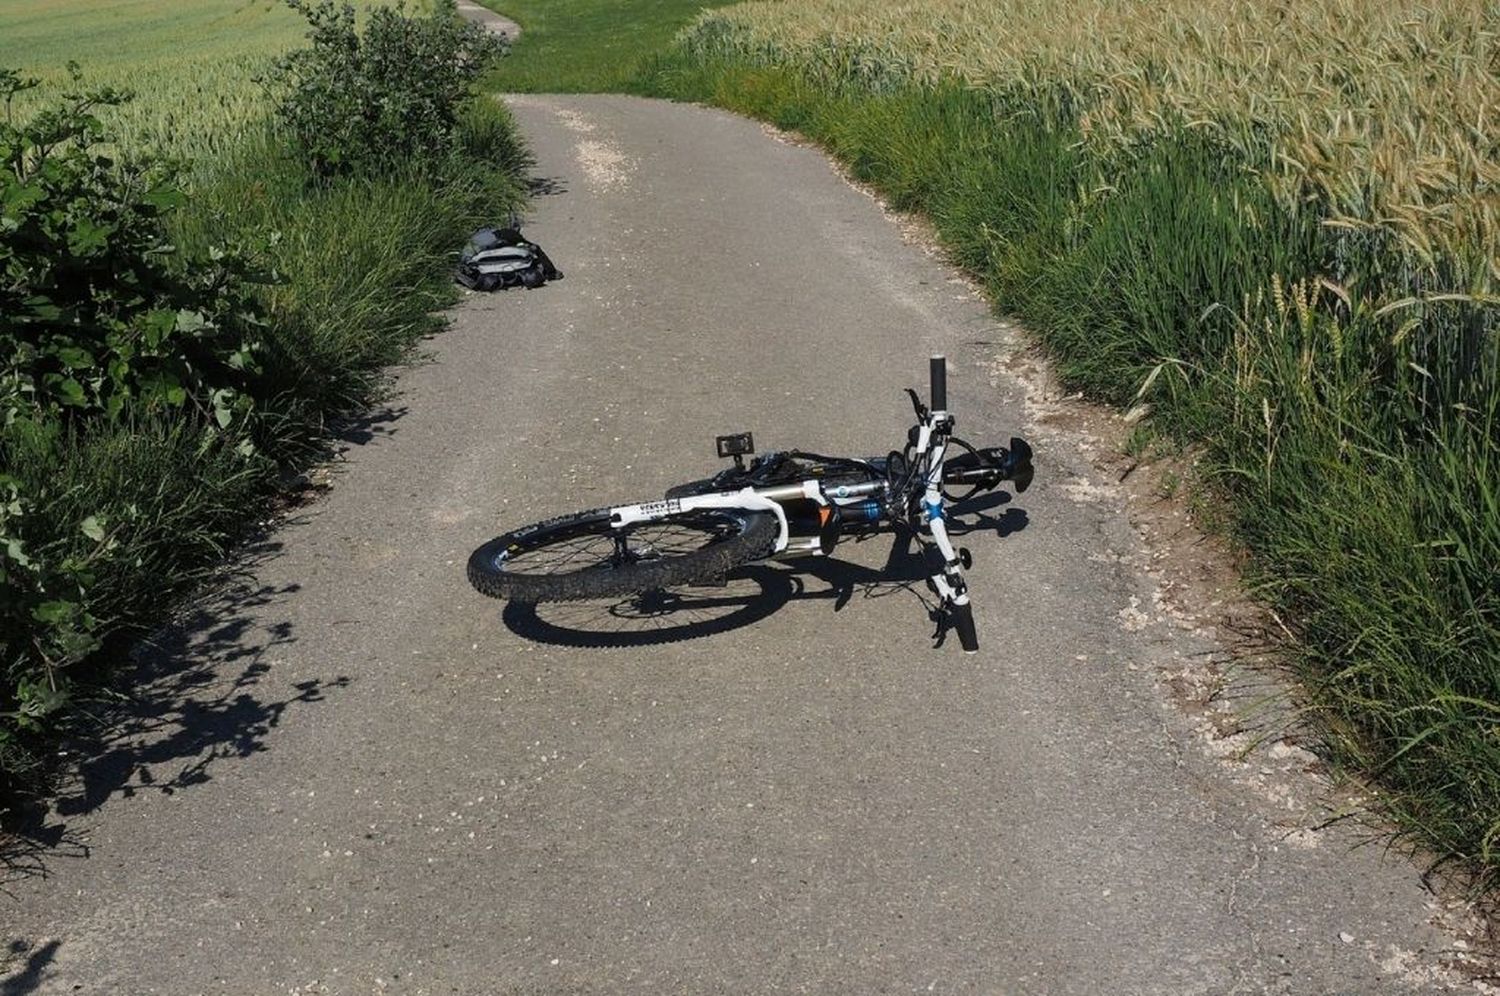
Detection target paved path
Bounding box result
[0,74,1479,996]
[456,0,519,42]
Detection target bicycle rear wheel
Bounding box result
[468,505,779,603]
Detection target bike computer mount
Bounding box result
[715,432,755,471]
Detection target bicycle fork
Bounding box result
[919,356,980,653]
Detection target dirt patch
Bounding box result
[573,138,633,190]
[506,99,635,191]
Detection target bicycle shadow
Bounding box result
[502,504,1028,649]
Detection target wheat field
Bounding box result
[0,0,419,155]
[685,0,1498,280]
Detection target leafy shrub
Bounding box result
[264,0,507,178]
[0,70,275,784]
[0,464,87,759]
[0,416,268,787]
[0,41,529,803]
[0,68,266,429]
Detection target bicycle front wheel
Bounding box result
[468,505,779,603]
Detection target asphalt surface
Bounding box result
[0,88,1477,994]
[455,1,520,42]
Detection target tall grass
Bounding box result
[683,0,1498,272]
[638,45,1500,886]
[177,118,527,421]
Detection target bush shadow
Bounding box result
[333,404,409,446]
[0,938,60,996]
[54,576,348,819]
[2,548,349,886]
[526,175,567,197]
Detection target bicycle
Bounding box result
[467,356,1033,652]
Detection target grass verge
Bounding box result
[474,0,738,92]
[1,68,529,800]
[633,55,1499,887]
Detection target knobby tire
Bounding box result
[468,505,779,603]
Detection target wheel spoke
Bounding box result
[501,514,742,578]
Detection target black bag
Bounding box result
[456,226,562,291]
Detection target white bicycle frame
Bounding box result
[609,487,796,544]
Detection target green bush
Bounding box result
[0,417,266,781]
[264,0,507,178]
[0,69,274,764]
[1,32,528,802]
[0,68,265,428]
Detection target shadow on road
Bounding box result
[503,504,1027,648]
[526,175,568,197]
[0,938,60,996]
[335,404,409,446]
[1,540,350,887]
[0,822,87,899]
[54,573,348,820]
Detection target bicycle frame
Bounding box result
[606,356,986,651]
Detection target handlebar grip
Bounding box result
[930,355,947,411]
[951,601,978,653]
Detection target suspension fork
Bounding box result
[918,356,979,653]
[917,439,979,652]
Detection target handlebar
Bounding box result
[940,437,1034,494]
[951,602,979,653]
[930,355,947,411]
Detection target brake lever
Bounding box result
[904,387,927,420]
[929,605,949,648]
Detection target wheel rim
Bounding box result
[498,512,748,578]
